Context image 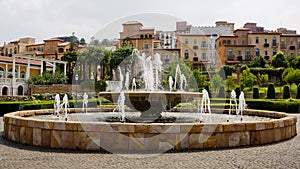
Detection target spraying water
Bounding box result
[113,92,126,122]
[238,91,246,121]
[199,89,211,123]
[82,92,88,113]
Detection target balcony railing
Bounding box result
[237,56,243,61]
[264,43,270,47]
[264,56,270,60]
[227,55,235,60]
[193,46,198,50]
[290,46,296,50]
[281,44,286,49]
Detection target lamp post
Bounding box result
[75,74,79,104]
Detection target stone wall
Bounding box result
[29,85,95,95]
[3,109,297,152]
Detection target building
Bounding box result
[178,21,234,71]
[1,37,35,56]
[0,55,67,96]
[119,21,155,56]
[277,28,300,56]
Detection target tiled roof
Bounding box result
[0,56,53,68]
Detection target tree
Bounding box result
[61,48,78,83]
[266,83,275,99]
[282,68,294,82]
[283,69,300,86]
[257,73,268,87]
[79,38,86,46]
[239,68,256,90]
[210,74,224,92]
[249,56,267,68]
[271,51,288,68]
[192,69,207,90]
[287,55,297,68]
[225,76,236,91]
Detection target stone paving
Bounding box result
[1,115,300,169]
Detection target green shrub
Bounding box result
[296,84,300,99]
[266,83,275,99]
[95,80,107,92]
[283,85,291,99]
[218,86,225,98]
[253,87,259,99]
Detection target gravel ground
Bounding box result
[1,115,300,169]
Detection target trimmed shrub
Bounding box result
[253,87,259,99]
[296,84,300,99]
[283,85,291,99]
[266,83,275,99]
[218,86,225,98]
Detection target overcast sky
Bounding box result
[0,0,299,44]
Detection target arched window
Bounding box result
[20,71,26,78]
[14,47,18,54]
[2,87,8,96]
[227,40,231,45]
[58,48,64,53]
[149,34,152,38]
[8,68,17,78]
[184,50,189,60]
[145,34,148,38]
[140,35,144,39]
[18,86,23,95]
[228,48,233,59]
[273,49,277,56]
[255,48,260,56]
[144,41,149,50]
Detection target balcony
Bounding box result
[290,46,296,50]
[272,43,279,47]
[281,44,286,49]
[264,43,270,47]
[264,56,270,60]
[193,46,198,50]
[227,55,235,60]
[193,57,199,62]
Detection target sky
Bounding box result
[0,0,299,44]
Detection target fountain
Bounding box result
[82,92,88,113]
[3,49,297,152]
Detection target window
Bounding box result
[201,53,207,60]
[238,51,242,56]
[242,40,245,45]
[20,71,26,79]
[14,47,17,54]
[184,50,189,59]
[272,36,277,46]
[165,53,170,64]
[246,49,251,59]
[149,35,152,38]
[234,40,237,45]
[194,39,197,45]
[228,48,233,59]
[58,48,64,53]
[185,38,189,44]
[201,39,207,48]
[194,52,197,58]
[255,37,259,43]
[273,49,277,56]
[255,48,260,56]
[18,86,23,96]
[173,52,178,60]
[265,39,268,44]
[290,40,294,46]
[201,65,207,72]
[298,38,300,48]
[140,35,144,39]
[281,39,286,48]
[265,51,268,56]
[144,41,149,49]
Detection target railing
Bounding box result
[264,43,270,47]
[272,43,279,47]
[0,78,11,84]
[289,46,296,50]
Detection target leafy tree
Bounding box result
[257,73,268,87]
[296,84,300,99]
[287,55,297,68]
[271,51,288,68]
[100,39,114,46]
[249,56,267,68]
[61,48,78,83]
[283,69,300,86]
[79,38,86,46]
[225,76,236,91]
[192,69,207,90]
[210,74,224,92]
[239,68,256,90]
[282,68,294,82]
[89,37,100,46]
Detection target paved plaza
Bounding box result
[1,116,300,169]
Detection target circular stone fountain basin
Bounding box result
[3,108,297,152]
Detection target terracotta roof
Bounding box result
[0,56,53,68]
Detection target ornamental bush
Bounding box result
[218,86,225,98]
[253,87,259,99]
[266,83,275,99]
[283,85,291,99]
